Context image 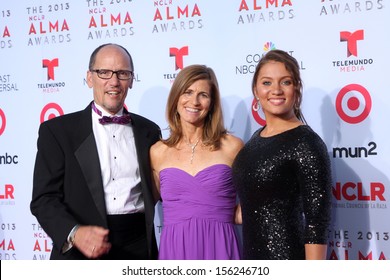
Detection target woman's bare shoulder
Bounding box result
[221,134,244,158]
[150,140,169,157]
[224,133,244,149]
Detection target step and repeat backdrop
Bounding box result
[0,0,389,260]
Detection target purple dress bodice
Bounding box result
[158,164,241,260]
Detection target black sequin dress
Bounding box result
[232,125,332,260]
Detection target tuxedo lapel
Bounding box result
[131,117,149,177]
[74,105,107,226]
[133,120,149,161]
[131,115,154,206]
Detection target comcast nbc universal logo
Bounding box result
[263,41,276,52]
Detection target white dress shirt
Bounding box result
[92,102,144,215]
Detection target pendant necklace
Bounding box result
[186,138,200,164]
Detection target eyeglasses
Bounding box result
[91,69,133,80]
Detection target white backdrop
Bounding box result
[0,0,389,260]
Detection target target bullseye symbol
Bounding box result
[40,103,64,123]
[0,108,6,136]
[336,84,371,124]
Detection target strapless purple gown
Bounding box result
[158,164,241,260]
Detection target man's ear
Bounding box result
[86,71,93,89]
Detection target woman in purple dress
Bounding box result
[150,64,243,260]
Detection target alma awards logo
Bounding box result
[86,0,135,40]
[237,0,295,24]
[152,1,203,33]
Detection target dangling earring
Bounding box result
[252,97,261,112]
[294,103,300,116]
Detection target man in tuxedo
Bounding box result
[30,43,161,260]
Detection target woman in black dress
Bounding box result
[232,50,332,260]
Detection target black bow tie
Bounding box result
[92,102,131,125]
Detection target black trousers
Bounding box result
[102,213,148,260]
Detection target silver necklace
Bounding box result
[186,138,200,164]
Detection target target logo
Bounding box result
[251,98,266,126]
[335,84,372,124]
[40,103,64,123]
[0,108,6,136]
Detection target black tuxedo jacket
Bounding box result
[30,103,161,259]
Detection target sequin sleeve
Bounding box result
[294,131,332,244]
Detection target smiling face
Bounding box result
[86,45,133,115]
[254,60,297,122]
[177,79,211,127]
